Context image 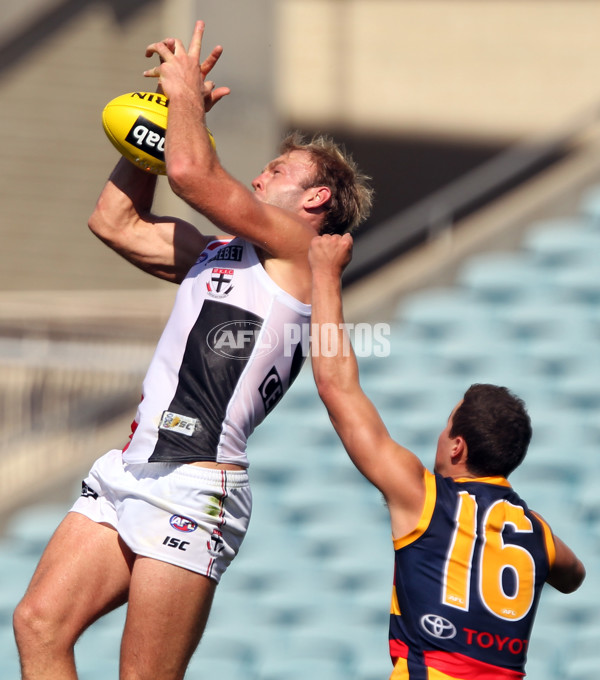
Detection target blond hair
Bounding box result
[279,132,374,234]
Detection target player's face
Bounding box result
[251,150,316,211]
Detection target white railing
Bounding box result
[0,337,155,515]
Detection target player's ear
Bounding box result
[305,186,331,210]
[450,436,467,462]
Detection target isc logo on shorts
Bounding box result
[159,411,198,437]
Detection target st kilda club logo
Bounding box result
[208,529,226,557]
[206,268,234,298]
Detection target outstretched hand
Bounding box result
[143,20,230,113]
[308,233,354,278]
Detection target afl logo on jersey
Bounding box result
[207,320,278,360]
[420,614,457,640]
[169,515,198,533]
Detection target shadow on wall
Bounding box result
[0,0,160,78]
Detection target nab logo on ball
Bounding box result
[125,115,166,162]
[101,92,215,175]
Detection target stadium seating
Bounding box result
[0,184,599,679]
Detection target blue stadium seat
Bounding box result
[0,550,37,605]
[254,625,359,680]
[516,336,599,378]
[395,288,497,340]
[75,626,121,679]
[553,264,600,304]
[0,631,20,679]
[187,628,259,678]
[456,252,553,304]
[564,626,600,680]
[578,184,600,226]
[525,633,566,680]
[4,503,68,554]
[522,217,600,268]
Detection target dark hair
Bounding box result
[279,132,373,235]
[449,384,532,478]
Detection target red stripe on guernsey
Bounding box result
[122,395,143,453]
[207,239,231,250]
[389,639,409,660]
[424,651,525,680]
[121,416,140,452]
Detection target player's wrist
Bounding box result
[311,268,343,288]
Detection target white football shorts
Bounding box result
[70,448,252,583]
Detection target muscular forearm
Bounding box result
[89,157,158,243]
[163,88,219,207]
[309,239,423,509]
[311,269,360,402]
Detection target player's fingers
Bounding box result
[201,45,224,77]
[188,20,205,61]
[341,233,354,248]
[204,86,231,113]
[143,66,161,78]
[212,87,231,103]
[145,41,175,61]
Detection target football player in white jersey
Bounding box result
[14,20,373,680]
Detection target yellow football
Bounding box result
[101,92,215,175]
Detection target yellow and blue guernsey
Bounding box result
[389,470,555,680]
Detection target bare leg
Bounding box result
[14,512,135,680]
[120,556,217,680]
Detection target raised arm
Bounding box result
[309,234,426,537]
[144,21,315,265]
[87,37,233,283]
[88,157,212,283]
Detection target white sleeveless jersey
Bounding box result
[122,237,311,467]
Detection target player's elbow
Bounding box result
[564,559,586,593]
[166,160,188,197]
[88,202,110,241]
[313,364,334,399]
[87,197,132,250]
[315,378,334,408]
[166,155,199,202]
[314,372,348,419]
[548,558,586,594]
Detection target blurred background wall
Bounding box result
[2,0,600,292]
